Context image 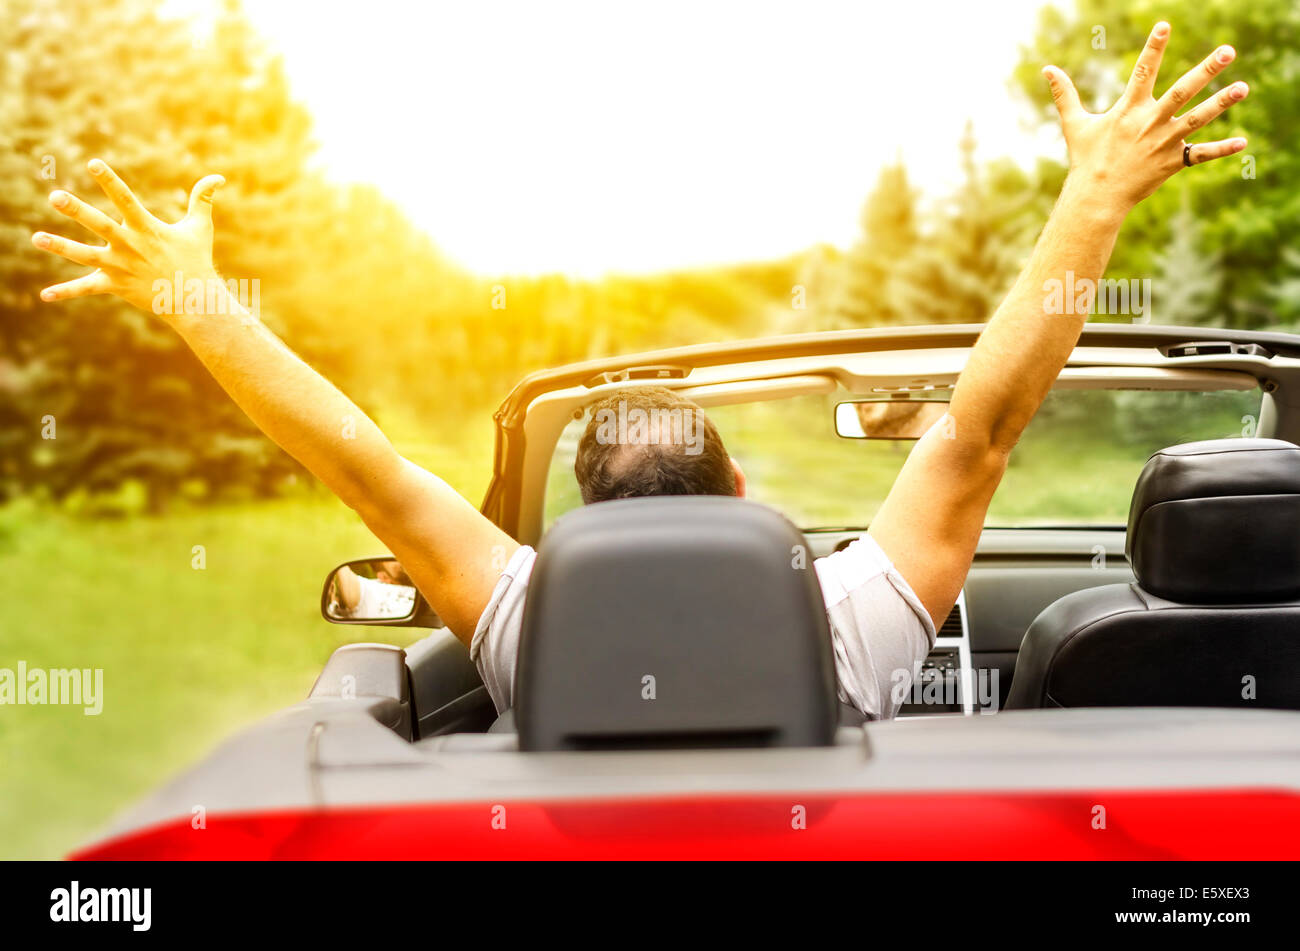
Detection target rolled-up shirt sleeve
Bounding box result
[468,544,537,713]
[814,534,937,720]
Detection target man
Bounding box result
[32,23,1249,718]
[331,560,418,620]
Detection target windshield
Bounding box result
[544,387,1263,531]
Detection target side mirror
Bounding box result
[834,398,950,440]
[321,558,444,628]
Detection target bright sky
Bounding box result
[165,0,1065,277]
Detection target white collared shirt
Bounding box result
[468,534,936,719]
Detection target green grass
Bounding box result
[0,494,390,858]
[0,417,497,860]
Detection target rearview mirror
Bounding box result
[321,558,444,628]
[834,399,950,440]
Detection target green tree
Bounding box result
[1013,0,1300,330]
[1266,247,1300,331]
[1152,189,1224,325]
[834,160,920,329]
[0,0,324,510]
[893,122,1033,325]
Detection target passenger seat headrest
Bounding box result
[1126,438,1300,603]
[515,497,838,752]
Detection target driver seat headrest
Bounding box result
[1126,438,1300,603]
[515,496,838,752]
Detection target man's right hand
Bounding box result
[868,21,1250,631]
[1043,21,1248,212]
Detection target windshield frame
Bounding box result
[483,323,1300,545]
[540,384,1263,534]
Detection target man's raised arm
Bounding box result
[32,160,516,642]
[868,21,1249,628]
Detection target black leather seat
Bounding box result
[1007,438,1300,710]
[512,496,840,751]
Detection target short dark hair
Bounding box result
[574,386,737,504]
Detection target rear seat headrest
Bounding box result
[515,497,838,751]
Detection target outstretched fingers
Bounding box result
[1159,45,1237,118]
[186,175,226,223]
[1043,65,1084,123]
[87,159,155,231]
[1185,137,1249,167]
[32,230,107,268]
[48,189,121,243]
[1180,81,1249,135]
[1122,21,1171,104]
[39,270,111,303]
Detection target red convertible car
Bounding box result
[73,323,1300,860]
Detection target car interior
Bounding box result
[314,325,1300,750]
[1006,438,1300,710]
[86,325,1300,850]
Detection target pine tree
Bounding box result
[0,0,322,510]
[1151,189,1224,326]
[893,121,1029,326]
[834,160,920,329]
[1266,247,1300,332]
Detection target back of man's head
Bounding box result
[575,386,737,504]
